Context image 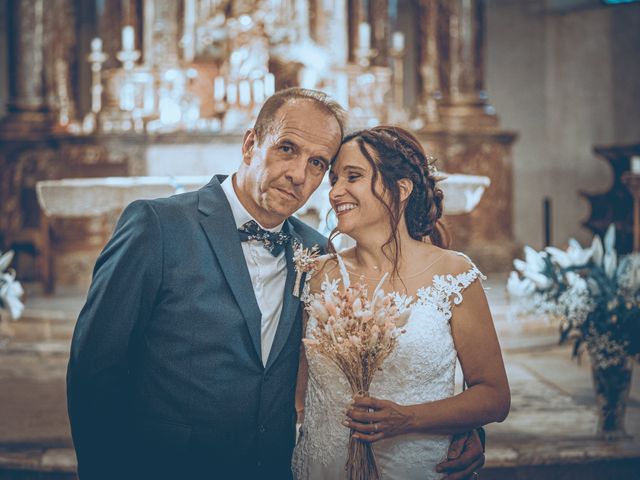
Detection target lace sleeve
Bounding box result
[443,252,486,308]
[419,251,487,322]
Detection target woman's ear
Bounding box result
[398,178,414,203]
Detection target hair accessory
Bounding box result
[425,155,438,176]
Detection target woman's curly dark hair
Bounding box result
[329,125,449,277]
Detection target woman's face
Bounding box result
[329,140,389,237]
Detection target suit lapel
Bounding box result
[265,223,303,372]
[198,176,263,363]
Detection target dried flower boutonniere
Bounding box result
[292,241,321,298]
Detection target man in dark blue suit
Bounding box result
[67,88,485,479]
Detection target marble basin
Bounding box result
[36,173,490,219]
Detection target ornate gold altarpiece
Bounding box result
[0,0,517,290]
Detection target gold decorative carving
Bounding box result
[418,129,519,271]
[369,0,389,66]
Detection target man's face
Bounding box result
[239,99,342,227]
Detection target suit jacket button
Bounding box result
[258,424,266,433]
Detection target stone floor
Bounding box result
[0,276,638,479]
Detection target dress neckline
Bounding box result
[336,251,448,281]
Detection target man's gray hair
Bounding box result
[253,87,347,144]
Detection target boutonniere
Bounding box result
[292,241,321,298]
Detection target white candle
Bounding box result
[335,73,349,110]
[214,76,225,102]
[358,22,370,50]
[239,80,251,106]
[119,83,135,111]
[392,31,405,52]
[227,83,238,105]
[632,156,640,174]
[122,26,135,51]
[91,37,103,53]
[264,73,275,97]
[253,79,265,104]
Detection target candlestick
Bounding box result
[358,22,371,50]
[91,37,103,53]
[335,73,349,110]
[264,73,275,97]
[122,26,135,51]
[87,37,108,117]
[253,79,265,104]
[227,83,238,105]
[239,80,251,106]
[392,32,405,52]
[214,76,225,102]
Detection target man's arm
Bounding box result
[436,429,485,479]
[66,200,162,479]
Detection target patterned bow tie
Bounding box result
[238,220,291,257]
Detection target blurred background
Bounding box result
[0,0,639,478]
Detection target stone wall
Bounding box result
[485,0,640,248]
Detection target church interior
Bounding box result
[0,0,639,478]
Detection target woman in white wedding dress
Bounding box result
[292,126,510,480]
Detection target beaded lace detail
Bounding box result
[292,252,485,480]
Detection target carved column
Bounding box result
[311,0,349,66]
[44,0,78,130]
[417,0,441,124]
[143,0,181,69]
[436,0,496,128]
[1,0,52,134]
[3,0,80,133]
[415,0,518,272]
[369,0,389,66]
[347,0,368,62]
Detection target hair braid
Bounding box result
[382,130,446,245]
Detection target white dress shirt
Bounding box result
[221,175,288,366]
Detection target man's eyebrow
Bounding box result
[275,136,297,145]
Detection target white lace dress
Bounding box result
[292,254,485,480]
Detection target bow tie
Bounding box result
[238,220,291,257]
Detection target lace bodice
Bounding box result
[292,252,485,480]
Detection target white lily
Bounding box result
[601,224,618,279]
[523,270,553,290]
[546,239,592,268]
[617,253,640,292]
[507,271,536,297]
[0,271,25,320]
[565,271,588,291]
[513,258,528,273]
[590,234,604,267]
[0,250,14,273]
[513,249,553,290]
[604,224,616,255]
[603,249,617,279]
[523,246,547,272]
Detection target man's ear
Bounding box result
[398,178,414,203]
[242,129,256,164]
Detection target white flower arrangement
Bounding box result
[508,225,640,369]
[0,250,25,321]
